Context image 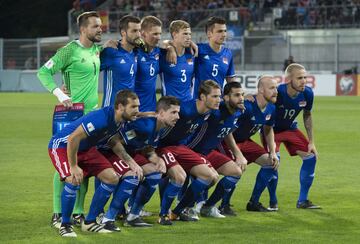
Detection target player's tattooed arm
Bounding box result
[109,135,144,179]
[303,110,318,158]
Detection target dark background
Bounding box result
[0,0,73,38]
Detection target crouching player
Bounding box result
[48,90,142,237]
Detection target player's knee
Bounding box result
[172,167,187,185]
[232,166,243,177]
[100,169,119,185]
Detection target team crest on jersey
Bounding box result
[125,129,136,140]
[187,59,193,65]
[222,57,228,64]
[265,114,271,120]
[299,101,307,107]
[204,55,210,60]
[120,59,126,64]
[141,57,146,62]
[86,122,95,132]
[45,59,54,69]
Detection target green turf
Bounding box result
[0,93,359,243]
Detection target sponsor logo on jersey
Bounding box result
[169,64,176,67]
[125,129,136,140]
[86,122,95,132]
[234,118,238,125]
[186,120,192,124]
[219,120,224,124]
[222,57,228,64]
[135,57,138,62]
[299,101,307,107]
[120,59,126,64]
[187,59,193,65]
[155,54,159,60]
[141,57,146,62]
[279,105,284,108]
[45,59,54,69]
[204,55,210,60]
[251,116,256,121]
[265,114,271,120]
[204,114,210,120]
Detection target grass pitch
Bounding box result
[0,93,359,243]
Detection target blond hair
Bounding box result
[285,63,306,78]
[169,20,190,37]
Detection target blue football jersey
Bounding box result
[188,102,242,155]
[273,83,314,132]
[193,43,235,97]
[119,117,162,155]
[160,48,195,102]
[159,99,212,146]
[232,97,276,143]
[135,48,160,112]
[101,44,138,107]
[49,106,124,152]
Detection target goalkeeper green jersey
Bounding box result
[38,40,102,114]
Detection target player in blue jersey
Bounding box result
[193,16,236,97]
[96,96,180,227]
[186,82,245,218]
[101,15,141,107]
[135,16,162,112]
[262,63,320,210]
[220,76,280,213]
[160,20,195,102]
[48,90,142,237]
[155,80,220,222]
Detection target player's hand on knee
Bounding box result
[308,143,318,159]
[236,155,247,172]
[70,165,83,185]
[155,158,167,174]
[270,152,279,170]
[131,163,143,181]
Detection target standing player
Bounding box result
[38,11,103,227]
[187,82,245,218]
[101,15,141,107]
[193,16,236,97]
[160,20,195,102]
[264,63,320,209]
[157,80,221,222]
[221,76,279,213]
[135,16,162,112]
[48,90,142,237]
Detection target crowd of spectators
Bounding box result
[71,0,360,32]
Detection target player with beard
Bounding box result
[186,82,245,218]
[38,11,108,228]
[101,15,141,107]
[262,63,320,210]
[220,76,280,213]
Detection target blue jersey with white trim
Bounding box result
[273,83,314,132]
[232,98,275,143]
[188,102,242,155]
[159,99,212,146]
[101,44,137,107]
[135,48,160,112]
[160,48,194,102]
[194,43,235,96]
[49,106,124,152]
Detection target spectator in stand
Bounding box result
[283,55,295,71]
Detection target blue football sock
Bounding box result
[173,178,210,215]
[130,172,162,216]
[158,177,169,202]
[177,175,190,202]
[61,183,80,224]
[250,167,273,203]
[105,176,139,221]
[298,154,316,203]
[197,189,208,204]
[127,184,139,209]
[220,186,236,208]
[160,181,182,215]
[205,176,240,207]
[85,182,116,223]
[267,153,280,205]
